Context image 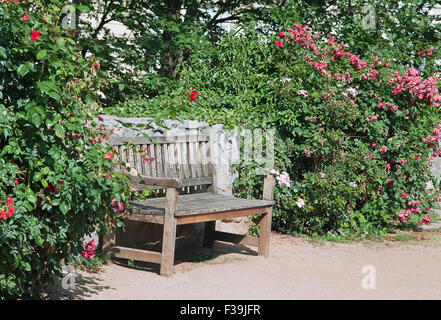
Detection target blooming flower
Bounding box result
[296,198,305,208]
[276,171,291,187]
[428,46,434,56]
[379,146,388,153]
[81,240,96,260]
[297,90,308,98]
[22,13,29,21]
[280,77,291,82]
[0,198,14,220]
[346,87,358,97]
[190,90,197,102]
[106,153,113,161]
[420,214,431,225]
[275,40,283,48]
[30,29,41,42]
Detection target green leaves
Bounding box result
[59,202,69,214]
[17,64,29,77]
[54,124,65,139]
[36,50,47,60]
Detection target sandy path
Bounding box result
[50,230,441,300]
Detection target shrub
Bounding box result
[0,1,130,298]
[267,24,441,235]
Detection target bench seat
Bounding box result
[128,193,274,220]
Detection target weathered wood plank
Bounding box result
[175,142,183,179]
[194,142,201,177]
[188,142,196,178]
[149,144,156,176]
[123,212,164,224]
[135,145,143,175]
[181,142,189,179]
[259,175,275,257]
[200,141,208,177]
[155,143,163,177]
[101,229,116,259]
[109,135,210,145]
[117,171,182,188]
[213,231,259,247]
[176,207,269,225]
[160,188,178,276]
[109,246,162,264]
[168,143,177,178]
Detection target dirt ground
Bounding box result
[48,229,441,300]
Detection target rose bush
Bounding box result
[269,24,440,235]
[0,1,130,298]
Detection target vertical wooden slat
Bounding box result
[168,143,176,178]
[188,142,196,178]
[200,141,208,177]
[162,143,168,178]
[206,139,212,177]
[141,144,148,176]
[135,144,142,175]
[128,144,135,174]
[175,143,183,179]
[149,144,157,177]
[155,143,163,178]
[194,142,201,178]
[181,142,189,179]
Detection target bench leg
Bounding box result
[203,221,216,248]
[101,228,116,262]
[259,175,275,257]
[258,208,272,257]
[160,188,178,276]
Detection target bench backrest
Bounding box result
[109,134,213,193]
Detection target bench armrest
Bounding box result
[120,171,182,188]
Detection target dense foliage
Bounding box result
[108,23,441,236]
[0,0,130,298]
[72,0,441,108]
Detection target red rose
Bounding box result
[275,40,283,48]
[190,90,197,102]
[5,198,13,206]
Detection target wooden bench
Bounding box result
[102,134,275,276]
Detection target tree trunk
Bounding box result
[158,0,185,79]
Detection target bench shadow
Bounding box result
[45,271,116,300]
[111,240,258,273]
